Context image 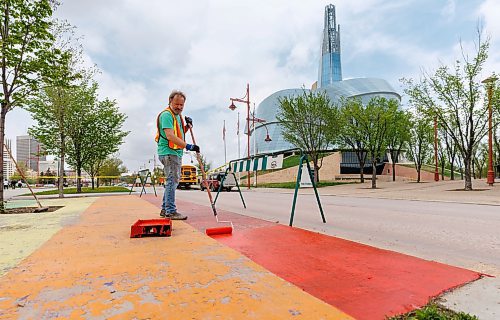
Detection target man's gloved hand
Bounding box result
[185,116,193,128]
[186,144,200,152]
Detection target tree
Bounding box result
[337,96,397,188]
[439,126,459,180]
[407,110,434,183]
[0,0,57,209]
[386,108,412,182]
[402,30,496,190]
[81,97,128,189]
[437,133,447,181]
[277,89,333,183]
[28,22,84,198]
[472,142,488,179]
[10,161,27,182]
[336,97,369,183]
[98,157,126,186]
[64,80,96,192]
[65,81,128,192]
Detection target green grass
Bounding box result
[25,186,130,196]
[282,152,332,169]
[388,302,478,320]
[257,181,352,189]
[282,155,301,169]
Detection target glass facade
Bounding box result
[318,4,342,87]
[250,78,401,155]
[320,53,342,85]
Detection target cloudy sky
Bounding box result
[7,0,500,172]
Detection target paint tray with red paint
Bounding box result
[130,219,172,238]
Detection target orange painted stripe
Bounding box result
[0,196,352,319]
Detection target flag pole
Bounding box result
[223,120,227,166]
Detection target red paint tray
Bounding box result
[130,219,172,238]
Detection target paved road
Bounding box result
[175,188,500,277]
[3,187,33,200]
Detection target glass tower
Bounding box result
[318,4,342,87]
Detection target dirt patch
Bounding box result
[0,206,64,214]
[447,188,489,192]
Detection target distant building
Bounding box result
[16,135,46,173]
[250,4,400,156]
[3,139,14,181]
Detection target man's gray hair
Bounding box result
[169,90,186,103]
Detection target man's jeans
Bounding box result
[159,154,182,213]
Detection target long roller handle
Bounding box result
[189,128,217,216]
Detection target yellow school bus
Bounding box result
[178,165,197,189]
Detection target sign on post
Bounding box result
[300,163,313,188]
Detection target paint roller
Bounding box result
[188,127,233,236]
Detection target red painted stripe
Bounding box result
[216,225,481,319]
[143,195,481,319]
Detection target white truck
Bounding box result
[200,172,236,192]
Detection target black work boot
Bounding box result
[167,212,188,220]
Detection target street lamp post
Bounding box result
[229,84,251,189]
[482,75,498,186]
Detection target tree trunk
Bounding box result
[391,151,398,182]
[58,155,65,198]
[392,162,396,182]
[464,157,473,190]
[313,163,320,184]
[371,161,377,189]
[360,165,364,183]
[441,162,445,181]
[417,164,421,183]
[0,107,6,212]
[77,167,82,193]
[450,162,455,180]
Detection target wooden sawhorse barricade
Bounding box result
[129,169,157,197]
[214,148,326,227]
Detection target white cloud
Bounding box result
[478,0,500,76]
[441,0,456,22]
